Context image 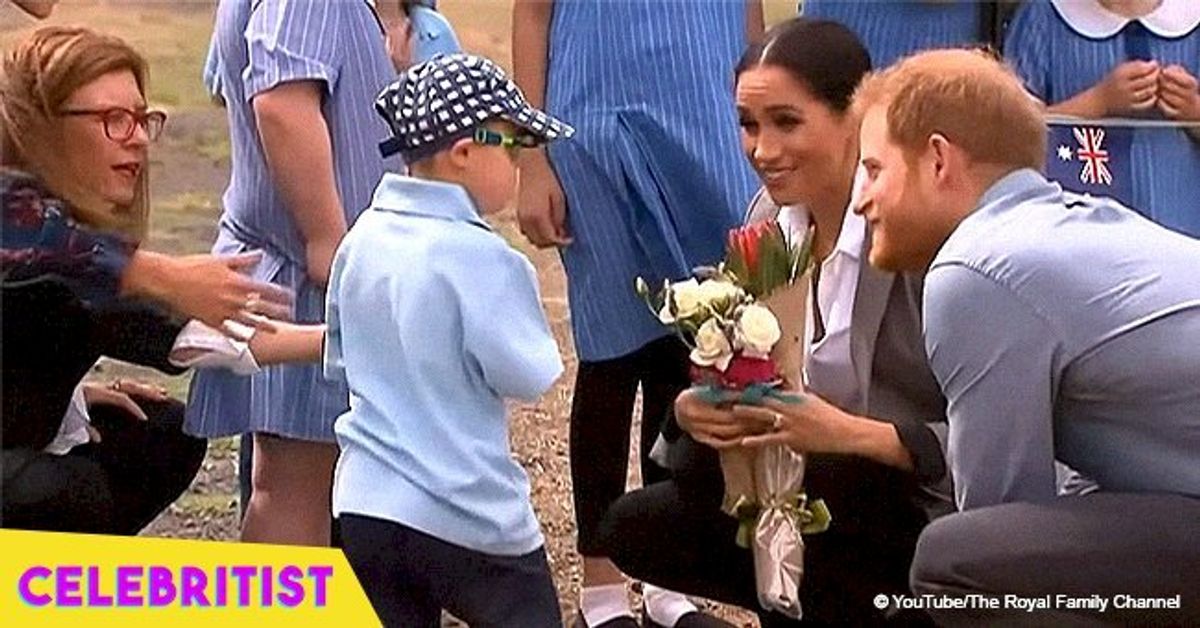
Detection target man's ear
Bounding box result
[927,133,954,185]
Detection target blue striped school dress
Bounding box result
[800,0,984,68]
[186,0,400,442]
[1005,0,1200,238]
[545,0,759,362]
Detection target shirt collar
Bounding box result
[974,168,1056,216]
[836,170,867,261]
[370,172,491,230]
[781,168,867,261]
[935,168,1056,268]
[1051,0,1200,39]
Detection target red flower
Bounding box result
[722,355,778,388]
[689,364,724,387]
[745,225,765,273]
[689,355,779,389]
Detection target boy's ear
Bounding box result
[446,136,474,169]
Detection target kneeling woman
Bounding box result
[597,19,951,627]
[1,26,320,534]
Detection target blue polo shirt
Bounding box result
[924,169,1200,511]
[325,173,562,555]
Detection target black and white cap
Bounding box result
[376,53,574,162]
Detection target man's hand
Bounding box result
[517,150,572,248]
[1157,64,1200,122]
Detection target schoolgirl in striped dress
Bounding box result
[800,0,987,68]
[186,0,398,545]
[513,1,760,626]
[1004,0,1200,238]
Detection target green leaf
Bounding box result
[801,498,832,535]
[735,520,755,549]
[730,496,761,550]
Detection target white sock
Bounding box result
[581,584,634,627]
[643,584,698,627]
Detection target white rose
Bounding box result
[660,278,703,324]
[690,318,733,371]
[696,279,742,313]
[735,303,781,355]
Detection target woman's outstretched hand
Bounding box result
[124,250,293,336]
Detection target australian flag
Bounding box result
[1045,122,1134,207]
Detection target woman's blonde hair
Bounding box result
[853,48,1047,173]
[0,25,151,240]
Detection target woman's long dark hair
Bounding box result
[736,18,873,114]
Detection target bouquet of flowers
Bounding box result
[636,219,830,619]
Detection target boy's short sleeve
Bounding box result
[462,247,562,401]
[243,0,344,101]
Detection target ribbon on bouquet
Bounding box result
[730,492,832,549]
[693,382,803,406]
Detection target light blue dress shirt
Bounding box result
[924,169,1200,511]
[325,174,563,556]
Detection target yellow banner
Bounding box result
[0,530,380,627]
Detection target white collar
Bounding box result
[1050,0,1200,39]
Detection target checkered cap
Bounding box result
[376,53,574,162]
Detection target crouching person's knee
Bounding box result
[910,513,964,596]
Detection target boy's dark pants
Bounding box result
[338,513,561,628]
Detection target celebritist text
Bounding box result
[17,564,334,608]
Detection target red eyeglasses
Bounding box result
[58,107,168,142]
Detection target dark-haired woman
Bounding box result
[597,19,951,627]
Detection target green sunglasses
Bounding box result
[473,127,542,150]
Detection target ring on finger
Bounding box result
[110,379,122,392]
[771,411,784,432]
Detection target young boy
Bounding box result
[324,53,573,628]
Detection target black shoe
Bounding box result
[642,607,738,628]
[572,613,640,628]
